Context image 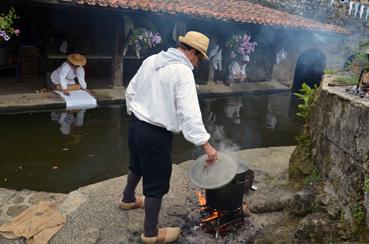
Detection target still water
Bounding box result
[0,92,302,193]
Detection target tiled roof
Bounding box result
[72,0,349,34]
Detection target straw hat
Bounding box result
[241,55,250,62]
[179,31,209,60]
[67,53,87,66]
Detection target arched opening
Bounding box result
[292,49,326,92]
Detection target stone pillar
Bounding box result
[111,13,125,87]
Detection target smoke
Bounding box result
[206,111,240,153]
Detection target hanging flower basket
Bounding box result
[225,33,257,58]
[124,28,162,58]
[0,7,20,43]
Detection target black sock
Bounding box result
[144,197,162,237]
[122,170,141,203]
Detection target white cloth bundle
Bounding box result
[55,90,97,110]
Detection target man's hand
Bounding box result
[202,142,218,164]
[63,89,70,96]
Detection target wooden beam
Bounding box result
[111,13,125,87]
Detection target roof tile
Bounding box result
[72,0,349,34]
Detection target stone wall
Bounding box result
[290,76,369,230]
[308,77,369,227]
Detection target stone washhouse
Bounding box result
[0,0,350,95]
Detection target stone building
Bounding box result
[0,0,349,92]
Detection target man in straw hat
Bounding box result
[120,31,218,243]
[50,53,87,95]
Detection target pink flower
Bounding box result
[14,29,20,36]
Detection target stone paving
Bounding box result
[0,146,295,244]
[0,81,289,113]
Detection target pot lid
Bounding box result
[237,159,248,174]
[189,153,238,190]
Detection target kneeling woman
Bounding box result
[50,53,87,95]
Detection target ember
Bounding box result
[196,190,245,238]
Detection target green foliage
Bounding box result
[346,52,369,74]
[289,83,318,180]
[353,204,366,225]
[334,76,359,86]
[364,178,369,193]
[324,69,338,75]
[295,132,312,158]
[352,191,366,226]
[303,168,321,186]
[129,28,161,51]
[294,83,317,122]
[0,7,19,41]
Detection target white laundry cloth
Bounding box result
[208,45,222,71]
[172,21,187,42]
[360,4,365,19]
[354,2,360,18]
[59,41,68,54]
[276,48,287,64]
[349,1,354,15]
[55,90,97,110]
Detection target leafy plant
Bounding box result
[324,69,338,75]
[364,178,369,193]
[289,83,317,180]
[0,7,19,41]
[226,32,257,58]
[353,203,366,225]
[129,28,161,51]
[294,83,317,121]
[303,168,321,186]
[334,76,358,86]
[346,52,369,75]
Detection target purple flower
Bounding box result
[14,29,20,36]
[227,33,257,56]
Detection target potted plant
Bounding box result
[0,7,20,66]
[124,28,162,59]
[225,33,257,58]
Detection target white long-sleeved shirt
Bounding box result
[125,48,210,146]
[51,62,87,90]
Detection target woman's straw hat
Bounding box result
[241,55,250,62]
[67,53,87,66]
[179,31,209,60]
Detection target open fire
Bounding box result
[196,191,245,238]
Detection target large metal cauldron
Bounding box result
[189,154,249,211]
[205,163,247,211]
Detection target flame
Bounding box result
[202,211,220,222]
[196,191,206,207]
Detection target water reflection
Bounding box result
[50,109,86,135]
[0,93,302,193]
[201,93,299,151]
[266,103,277,130]
[224,97,242,125]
